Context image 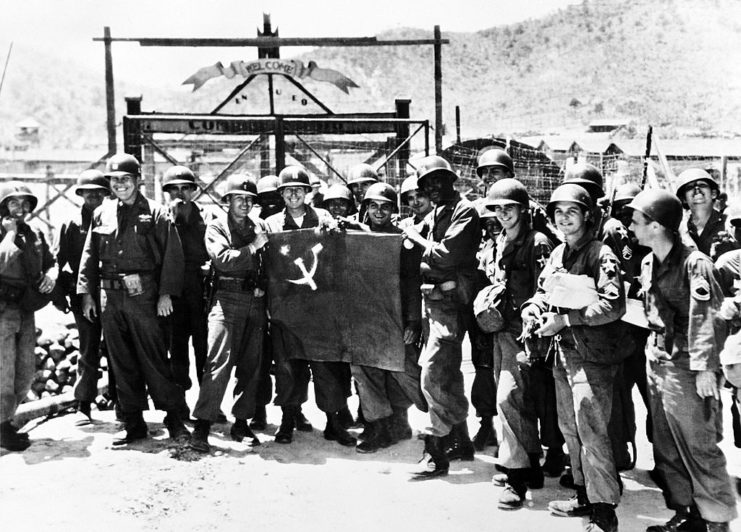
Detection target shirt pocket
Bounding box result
[92,226,116,257]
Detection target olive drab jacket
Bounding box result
[205,212,266,278]
[484,228,553,334]
[171,203,210,273]
[0,222,55,310]
[526,231,627,364]
[77,192,184,297]
[420,192,481,305]
[640,235,726,371]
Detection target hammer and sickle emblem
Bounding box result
[288,243,324,290]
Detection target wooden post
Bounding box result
[275,117,285,173]
[455,105,461,144]
[434,25,443,154]
[640,125,653,189]
[395,99,411,179]
[104,27,116,155]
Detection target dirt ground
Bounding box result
[1,310,740,532]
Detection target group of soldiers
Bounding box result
[0,147,740,532]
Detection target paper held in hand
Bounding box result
[544,272,599,309]
[622,298,650,328]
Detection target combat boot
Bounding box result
[472,415,498,452]
[704,522,730,532]
[411,435,449,481]
[585,503,618,532]
[356,418,392,454]
[74,401,93,427]
[274,406,296,444]
[6,421,29,442]
[294,406,313,432]
[0,421,30,452]
[389,407,413,443]
[164,411,191,442]
[112,413,148,446]
[543,446,566,477]
[337,404,354,429]
[324,411,356,447]
[528,452,545,489]
[189,420,211,453]
[498,468,529,510]
[248,404,267,431]
[444,421,474,461]
[231,418,260,446]
[548,485,592,517]
[646,506,705,532]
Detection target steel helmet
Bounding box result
[0,182,38,212]
[476,148,514,178]
[563,162,604,199]
[322,183,354,204]
[75,169,109,196]
[256,175,280,195]
[221,174,257,202]
[105,153,141,178]
[416,155,458,188]
[309,174,322,188]
[363,182,398,209]
[675,168,719,198]
[346,163,378,186]
[278,166,312,191]
[626,189,683,231]
[477,199,497,219]
[485,178,529,208]
[546,184,593,219]
[162,166,197,191]
[613,183,642,204]
[400,174,418,198]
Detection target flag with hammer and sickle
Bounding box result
[265,229,405,372]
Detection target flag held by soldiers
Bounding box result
[265,229,405,372]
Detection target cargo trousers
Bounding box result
[100,280,187,415]
[648,361,738,523]
[493,330,540,468]
[193,289,265,422]
[169,269,208,390]
[552,341,621,505]
[70,295,116,404]
[419,292,469,437]
[0,305,36,423]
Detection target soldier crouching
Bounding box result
[77,153,189,446]
[189,176,268,452]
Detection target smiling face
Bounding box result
[228,194,254,223]
[366,199,394,227]
[552,201,589,240]
[110,174,139,204]
[5,197,30,220]
[281,186,308,211]
[404,189,432,218]
[422,174,453,204]
[493,203,525,233]
[80,189,106,211]
[683,180,717,210]
[325,198,351,219]
[479,166,511,189]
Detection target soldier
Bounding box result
[346,163,378,221]
[402,156,481,480]
[676,168,736,261]
[189,176,268,452]
[77,153,189,446]
[351,183,426,453]
[626,189,736,532]
[265,166,356,447]
[161,166,210,405]
[0,182,56,451]
[321,183,356,220]
[480,179,554,509]
[248,174,284,431]
[522,184,625,532]
[55,170,112,425]
[563,163,637,473]
[398,174,433,229]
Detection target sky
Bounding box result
[0,0,578,86]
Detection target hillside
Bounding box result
[1,0,740,150]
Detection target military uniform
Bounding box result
[641,235,737,524]
[77,192,188,420]
[526,231,626,507]
[0,222,55,424]
[169,203,210,389]
[56,204,114,407]
[418,192,481,437]
[192,213,266,422]
[485,228,553,471]
[350,220,426,439]
[680,208,734,261]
